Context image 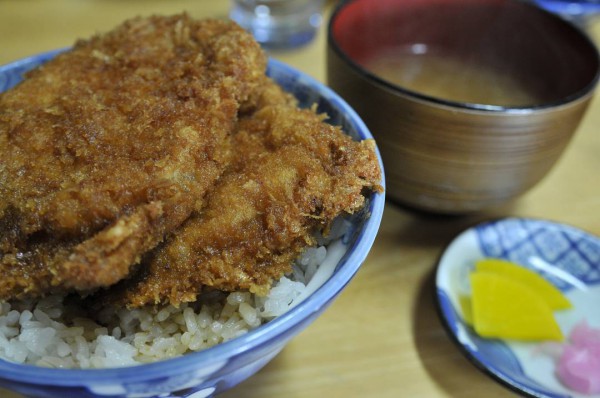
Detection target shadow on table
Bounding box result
[411,268,513,398]
[385,200,517,397]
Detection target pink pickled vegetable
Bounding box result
[556,320,600,395]
[570,320,600,347]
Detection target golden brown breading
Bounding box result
[0,14,382,307]
[0,15,267,299]
[101,102,382,308]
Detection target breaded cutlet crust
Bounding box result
[0,15,267,299]
[0,15,382,307]
[101,96,382,308]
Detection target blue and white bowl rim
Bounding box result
[0,49,386,385]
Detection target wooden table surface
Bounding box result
[1,1,599,397]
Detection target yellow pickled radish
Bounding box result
[470,272,564,341]
[475,258,572,310]
[459,294,474,326]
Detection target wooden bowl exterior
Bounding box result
[327,46,594,213]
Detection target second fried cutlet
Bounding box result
[100,100,383,308]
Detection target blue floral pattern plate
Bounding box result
[435,218,600,398]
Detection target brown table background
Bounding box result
[1,1,599,397]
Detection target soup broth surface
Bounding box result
[364,48,541,107]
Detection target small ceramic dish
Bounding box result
[435,217,600,398]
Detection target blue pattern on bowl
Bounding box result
[436,217,600,398]
[0,51,385,398]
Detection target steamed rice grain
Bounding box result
[0,219,348,368]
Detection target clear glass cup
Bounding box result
[230,0,324,49]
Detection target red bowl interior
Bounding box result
[330,0,599,105]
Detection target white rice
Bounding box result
[0,218,351,369]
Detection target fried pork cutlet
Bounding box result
[0,15,267,299]
[102,98,382,308]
